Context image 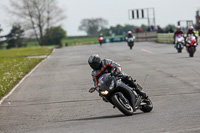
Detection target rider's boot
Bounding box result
[126,76,148,99]
[135,88,148,99]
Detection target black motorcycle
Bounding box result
[96,71,153,116]
[126,37,135,50]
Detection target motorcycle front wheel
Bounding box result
[128,43,133,50]
[111,93,134,116]
[189,47,194,57]
[177,47,182,53]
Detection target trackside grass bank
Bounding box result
[62,37,99,46]
[21,35,126,47]
[0,47,54,100]
[62,35,126,46]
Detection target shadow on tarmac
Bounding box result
[165,52,184,54]
[59,112,144,122]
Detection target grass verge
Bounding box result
[0,46,54,100]
[62,37,99,46]
[24,35,126,47]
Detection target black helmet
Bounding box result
[88,54,102,70]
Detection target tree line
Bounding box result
[0,1,177,49]
[78,18,176,36]
[0,0,67,49]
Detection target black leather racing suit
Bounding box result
[91,59,122,88]
[173,31,184,44]
[127,33,133,38]
[91,59,146,97]
[173,31,184,39]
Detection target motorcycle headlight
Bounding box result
[178,39,182,42]
[109,80,115,90]
[100,90,109,95]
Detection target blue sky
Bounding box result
[0,0,200,36]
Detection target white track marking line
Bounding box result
[141,48,153,54]
[0,49,55,105]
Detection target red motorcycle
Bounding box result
[185,35,197,57]
[98,37,104,46]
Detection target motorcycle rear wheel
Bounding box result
[111,93,134,116]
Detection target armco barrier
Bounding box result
[157,31,199,44]
[108,37,125,42]
[105,32,157,43]
[157,33,173,44]
[135,31,157,42]
[67,32,199,45]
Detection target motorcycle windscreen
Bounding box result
[98,74,113,90]
[127,38,134,42]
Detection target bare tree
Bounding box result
[9,0,66,45]
[79,18,108,36]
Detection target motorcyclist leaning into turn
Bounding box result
[88,54,147,99]
[173,26,184,46]
[186,26,198,45]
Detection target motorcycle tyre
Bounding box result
[140,98,153,113]
[111,93,134,116]
[189,47,194,57]
[177,49,182,53]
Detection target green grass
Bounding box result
[23,35,126,47]
[26,41,39,47]
[62,37,99,46]
[0,46,54,100]
[62,35,125,46]
[22,37,99,47]
[2,35,126,48]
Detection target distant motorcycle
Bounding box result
[185,35,197,57]
[95,69,153,116]
[126,36,135,50]
[98,37,104,46]
[175,34,184,53]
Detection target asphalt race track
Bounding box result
[1,42,200,133]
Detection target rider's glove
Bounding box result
[111,67,121,76]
